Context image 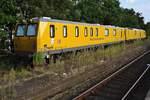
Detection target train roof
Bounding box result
[31,17,144,31]
[32,17,102,26]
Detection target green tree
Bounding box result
[0,0,146,35]
[145,22,150,36]
[119,8,145,28]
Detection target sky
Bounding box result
[119,0,150,23]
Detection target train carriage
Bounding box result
[13,17,147,59]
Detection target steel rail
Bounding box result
[73,50,150,100]
[121,64,150,100]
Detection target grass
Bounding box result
[0,68,16,100]
[47,39,150,75]
[45,41,139,75]
[33,52,45,65]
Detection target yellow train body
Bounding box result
[14,17,147,55]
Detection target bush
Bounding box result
[0,29,7,49]
[33,52,45,65]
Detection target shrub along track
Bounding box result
[73,50,150,100]
[0,50,12,75]
[0,43,150,100]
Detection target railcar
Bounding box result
[13,17,146,60]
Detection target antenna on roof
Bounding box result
[32,17,39,20]
[42,17,51,20]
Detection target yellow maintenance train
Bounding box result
[13,17,146,60]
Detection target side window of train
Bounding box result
[105,29,109,36]
[50,25,55,38]
[84,27,88,37]
[135,31,136,35]
[96,28,98,37]
[63,26,67,38]
[121,30,123,37]
[75,26,79,37]
[113,29,116,36]
[90,28,93,36]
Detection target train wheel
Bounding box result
[53,55,57,63]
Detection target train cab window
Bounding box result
[96,28,98,37]
[84,27,88,37]
[105,29,109,36]
[63,26,67,37]
[90,28,93,36]
[113,29,116,36]
[75,26,79,37]
[50,25,55,38]
[27,24,37,36]
[16,24,26,36]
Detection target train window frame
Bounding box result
[16,24,26,37]
[135,30,137,35]
[105,29,109,36]
[96,28,99,37]
[63,26,67,38]
[121,30,123,37]
[50,25,55,38]
[75,26,79,37]
[84,27,88,37]
[26,24,38,36]
[113,29,116,36]
[140,31,141,38]
[90,28,93,37]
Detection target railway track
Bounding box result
[74,50,150,100]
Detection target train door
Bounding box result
[140,31,142,40]
[50,25,55,48]
[124,29,127,41]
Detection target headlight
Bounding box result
[28,54,33,58]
